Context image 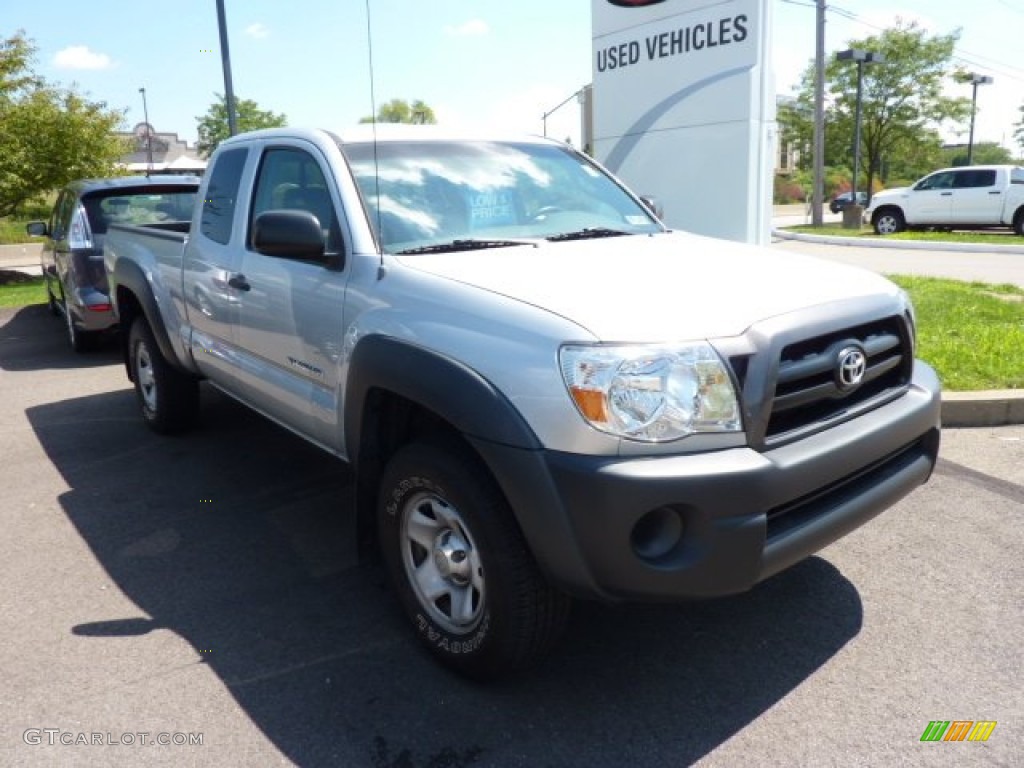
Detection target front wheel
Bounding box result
[378,441,570,680]
[128,316,199,434]
[873,209,905,235]
[1013,210,1024,237]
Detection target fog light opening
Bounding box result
[631,506,685,562]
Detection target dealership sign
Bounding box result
[591,0,774,243]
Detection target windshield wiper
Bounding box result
[395,238,540,255]
[546,227,631,242]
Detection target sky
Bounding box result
[3,0,1023,154]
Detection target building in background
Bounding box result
[115,123,207,174]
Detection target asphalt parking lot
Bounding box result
[1,303,1021,768]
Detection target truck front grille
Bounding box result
[766,316,912,440]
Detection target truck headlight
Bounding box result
[559,343,742,442]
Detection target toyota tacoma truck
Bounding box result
[866,164,1024,235]
[105,126,941,679]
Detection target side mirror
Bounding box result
[26,221,48,237]
[252,210,326,261]
[640,195,664,220]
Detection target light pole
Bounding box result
[811,0,825,226]
[836,49,883,226]
[215,0,238,136]
[542,87,585,139]
[966,73,993,165]
[138,87,154,173]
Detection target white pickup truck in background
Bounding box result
[865,164,1024,235]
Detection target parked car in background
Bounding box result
[864,165,1024,235]
[829,191,867,214]
[26,176,200,352]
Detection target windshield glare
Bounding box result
[342,140,662,252]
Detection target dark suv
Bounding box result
[829,191,867,214]
[27,176,199,351]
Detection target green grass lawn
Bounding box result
[0,272,46,308]
[785,223,1023,246]
[0,218,38,245]
[888,275,1024,391]
[0,271,1020,392]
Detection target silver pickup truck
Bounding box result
[105,126,941,679]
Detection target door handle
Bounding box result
[227,274,251,291]
[940,192,952,196]
[988,190,1001,194]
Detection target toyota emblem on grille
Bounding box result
[836,346,867,391]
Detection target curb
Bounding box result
[773,225,1023,427]
[772,227,1024,255]
[941,390,1024,428]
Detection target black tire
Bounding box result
[128,316,199,434]
[63,299,95,353]
[873,208,905,235]
[1013,210,1024,237]
[378,441,570,680]
[46,277,60,317]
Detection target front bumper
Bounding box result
[471,361,941,602]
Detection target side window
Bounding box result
[55,192,78,238]
[49,192,67,236]
[916,172,954,191]
[200,148,248,245]
[249,147,340,254]
[1011,168,1024,185]
[954,170,996,189]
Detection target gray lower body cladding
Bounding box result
[470,362,942,602]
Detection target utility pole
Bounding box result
[811,0,826,226]
[215,0,238,136]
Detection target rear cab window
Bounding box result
[81,186,198,235]
[953,169,996,189]
[200,148,249,245]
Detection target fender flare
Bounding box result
[111,258,183,376]
[344,335,541,454]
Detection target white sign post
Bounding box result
[591,0,774,244]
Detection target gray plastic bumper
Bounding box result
[471,362,941,602]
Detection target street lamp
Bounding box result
[966,73,993,165]
[138,87,154,173]
[215,0,238,136]
[542,87,585,138]
[836,49,884,225]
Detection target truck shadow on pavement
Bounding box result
[28,385,865,768]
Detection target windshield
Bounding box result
[341,140,662,253]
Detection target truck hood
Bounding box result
[394,231,900,340]
[869,187,909,203]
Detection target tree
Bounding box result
[360,98,436,125]
[942,141,1013,167]
[195,94,287,156]
[0,31,127,217]
[785,21,971,195]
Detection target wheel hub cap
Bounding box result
[433,529,470,585]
